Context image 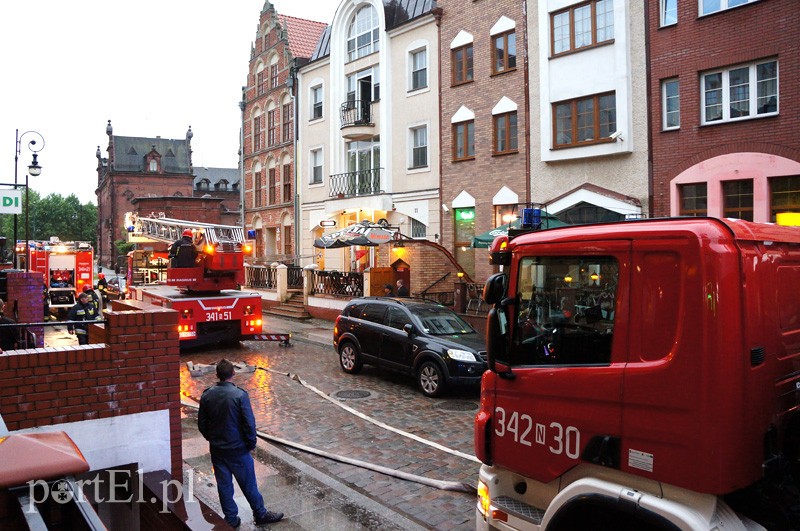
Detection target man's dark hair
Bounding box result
[216,359,234,380]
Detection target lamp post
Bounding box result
[14,130,44,270]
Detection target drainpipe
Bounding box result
[522,0,532,204]
[432,7,444,242]
[643,0,654,217]
[289,60,300,266]
[239,88,246,231]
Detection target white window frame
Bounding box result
[347,5,380,61]
[310,148,323,185]
[409,47,428,92]
[662,79,680,130]
[699,0,759,17]
[660,0,677,26]
[409,125,428,169]
[310,85,323,121]
[701,59,778,125]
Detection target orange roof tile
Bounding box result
[277,14,328,60]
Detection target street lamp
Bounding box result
[14,129,45,270]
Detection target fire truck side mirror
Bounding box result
[483,273,507,306]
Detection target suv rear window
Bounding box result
[360,303,387,324]
[386,307,412,330]
[344,302,365,317]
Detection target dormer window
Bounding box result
[149,159,158,172]
[197,179,210,190]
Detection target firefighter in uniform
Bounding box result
[96,272,109,304]
[169,229,197,268]
[82,284,101,312]
[67,291,100,345]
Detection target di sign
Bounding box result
[0,190,22,214]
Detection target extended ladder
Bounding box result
[125,212,245,245]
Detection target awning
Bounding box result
[313,220,396,249]
[471,215,568,248]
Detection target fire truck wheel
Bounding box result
[339,341,363,374]
[417,360,446,398]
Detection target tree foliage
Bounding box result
[0,190,97,248]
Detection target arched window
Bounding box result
[197,179,210,191]
[347,5,379,61]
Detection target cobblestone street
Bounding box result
[181,337,481,530]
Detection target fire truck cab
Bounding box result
[475,216,800,530]
[20,239,94,312]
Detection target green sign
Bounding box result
[0,190,22,214]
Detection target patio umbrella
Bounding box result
[313,220,396,249]
[471,214,568,248]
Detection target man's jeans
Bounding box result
[211,450,267,525]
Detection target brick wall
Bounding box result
[648,0,800,216]
[6,270,44,347]
[438,0,530,282]
[0,307,182,479]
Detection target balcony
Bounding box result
[329,168,383,198]
[340,100,375,140]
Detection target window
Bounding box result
[311,86,323,120]
[453,121,475,161]
[493,112,518,154]
[662,79,680,130]
[454,207,476,278]
[492,31,516,74]
[253,115,262,151]
[553,93,616,147]
[410,48,427,91]
[551,0,614,56]
[254,171,262,207]
[679,183,707,216]
[510,256,617,366]
[197,179,210,191]
[701,0,758,16]
[282,102,293,142]
[257,70,266,96]
[702,60,778,124]
[270,64,278,88]
[347,5,379,61]
[310,149,323,184]
[660,0,677,26]
[149,159,158,172]
[410,126,428,168]
[267,109,277,146]
[770,176,800,222]
[723,180,753,221]
[282,164,292,203]
[268,168,276,204]
[411,219,426,238]
[452,44,473,85]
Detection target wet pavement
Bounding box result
[180,314,481,530]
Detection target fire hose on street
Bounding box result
[184,361,478,493]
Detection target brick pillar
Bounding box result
[6,270,45,347]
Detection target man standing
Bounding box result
[396,279,409,297]
[67,291,99,345]
[169,229,197,267]
[198,359,283,528]
[0,299,18,352]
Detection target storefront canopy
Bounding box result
[471,215,568,248]
[314,220,396,249]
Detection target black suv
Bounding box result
[333,297,487,397]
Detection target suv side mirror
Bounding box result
[403,323,414,336]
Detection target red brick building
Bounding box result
[241,2,326,264]
[437,0,530,282]
[649,0,800,219]
[95,121,239,269]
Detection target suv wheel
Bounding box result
[339,341,363,374]
[418,360,446,398]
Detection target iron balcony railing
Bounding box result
[340,99,372,127]
[311,270,364,298]
[329,168,383,198]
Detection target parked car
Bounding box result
[105,276,126,300]
[333,297,487,397]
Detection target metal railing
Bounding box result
[311,270,364,298]
[245,264,276,289]
[340,99,372,127]
[287,266,303,289]
[329,168,383,198]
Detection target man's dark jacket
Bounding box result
[198,381,257,456]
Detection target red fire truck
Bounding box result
[123,213,288,349]
[17,239,94,313]
[475,215,800,530]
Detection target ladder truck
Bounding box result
[17,238,94,314]
[122,213,289,348]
